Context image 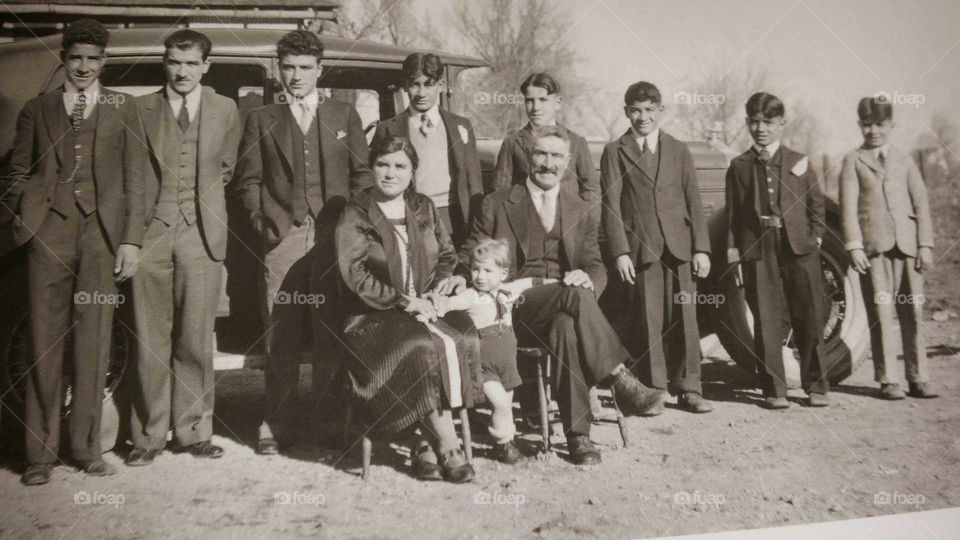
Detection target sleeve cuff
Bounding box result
[844,240,864,251]
[919,242,934,249]
[726,248,740,264]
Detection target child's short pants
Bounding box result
[477,324,521,391]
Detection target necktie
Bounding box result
[419,112,434,137]
[71,91,87,132]
[177,102,190,132]
[640,137,655,168]
[539,192,556,231]
[297,103,313,134]
[757,148,771,164]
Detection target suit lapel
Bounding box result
[618,131,655,186]
[197,87,218,187]
[267,105,296,173]
[392,109,411,140]
[558,189,578,267]
[858,147,884,176]
[440,109,464,179]
[504,185,530,258]
[141,91,168,168]
[42,91,67,168]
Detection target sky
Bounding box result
[430,0,960,154]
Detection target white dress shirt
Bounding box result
[752,140,781,158]
[166,83,202,123]
[633,127,660,154]
[409,103,442,132]
[63,79,100,120]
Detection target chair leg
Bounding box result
[458,408,473,463]
[610,391,630,448]
[536,360,550,453]
[361,436,372,480]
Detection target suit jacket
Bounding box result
[4,86,144,252]
[839,145,934,257]
[491,123,596,201]
[371,108,482,232]
[600,129,709,266]
[460,184,607,296]
[336,188,457,314]
[131,86,241,261]
[725,145,824,262]
[234,98,373,246]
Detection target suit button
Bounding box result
[46,196,52,202]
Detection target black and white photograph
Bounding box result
[0,1,957,538]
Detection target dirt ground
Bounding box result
[1,316,958,539]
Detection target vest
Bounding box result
[52,104,98,216]
[409,116,452,209]
[155,101,199,226]
[290,110,325,223]
[752,149,782,217]
[520,196,565,279]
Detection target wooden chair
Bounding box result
[516,346,630,453]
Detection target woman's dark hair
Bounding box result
[276,30,324,62]
[370,135,419,193]
[745,92,785,119]
[164,29,212,60]
[61,18,109,52]
[521,72,561,96]
[401,53,444,86]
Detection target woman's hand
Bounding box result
[404,296,438,322]
[422,292,451,317]
[432,275,466,295]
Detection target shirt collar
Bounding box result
[166,83,202,114]
[872,143,890,160]
[632,126,660,153]
[752,140,780,157]
[525,177,560,201]
[410,103,441,127]
[287,89,320,111]
[63,79,101,114]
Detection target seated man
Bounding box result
[458,126,667,465]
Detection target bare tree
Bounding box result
[324,0,420,46]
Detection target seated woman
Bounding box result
[335,135,481,483]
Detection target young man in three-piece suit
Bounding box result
[725,92,830,409]
[5,19,142,485]
[124,30,241,467]
[840,96,937,400]
[234,30,373,454]
[601,81,713,414]
[371,53,482,247]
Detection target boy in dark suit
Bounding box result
[840,97,937,400]
[371,53,482,247]
[601,81,713,414]
[725,92,830,409]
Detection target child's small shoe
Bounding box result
[494,440,524,465]
[880,383,906,400]
[907,382,938,399]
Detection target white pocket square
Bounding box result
[458,125,469,144]
[336,130,347,140]
[791,156,808,176]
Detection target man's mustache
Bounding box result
[535,165,559,175]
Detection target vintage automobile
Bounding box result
[0,27,868,455]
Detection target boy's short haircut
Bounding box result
[472,237,511,269]
[164,29,212,60]
[62,18,109,52]
[402,53,444,85]
[857,96,893,124]
[745,92,785,119]
[623,81,661,106]
[276,30,324,62]
[521,72,561,96]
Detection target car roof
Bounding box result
[0,27,488,67]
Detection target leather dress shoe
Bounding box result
[908,382,938,399]
[677,392,714,413]
[567,434,601,465]
[762,396,790,409]
[179,441,224,459]
[21,463,53,486]
[256,438,279,455]
[607,369,668,416]
[79,458,116,476]
[880,383,906,400]
[494,440,524,465]
[807,392,830,407]
[439,449,475,483]
[411,443,443,481]
[125,447,162,466]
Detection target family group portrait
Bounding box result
[0,0,957,538]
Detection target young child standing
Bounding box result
[432,238,555,464]
[840,96,937,400]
